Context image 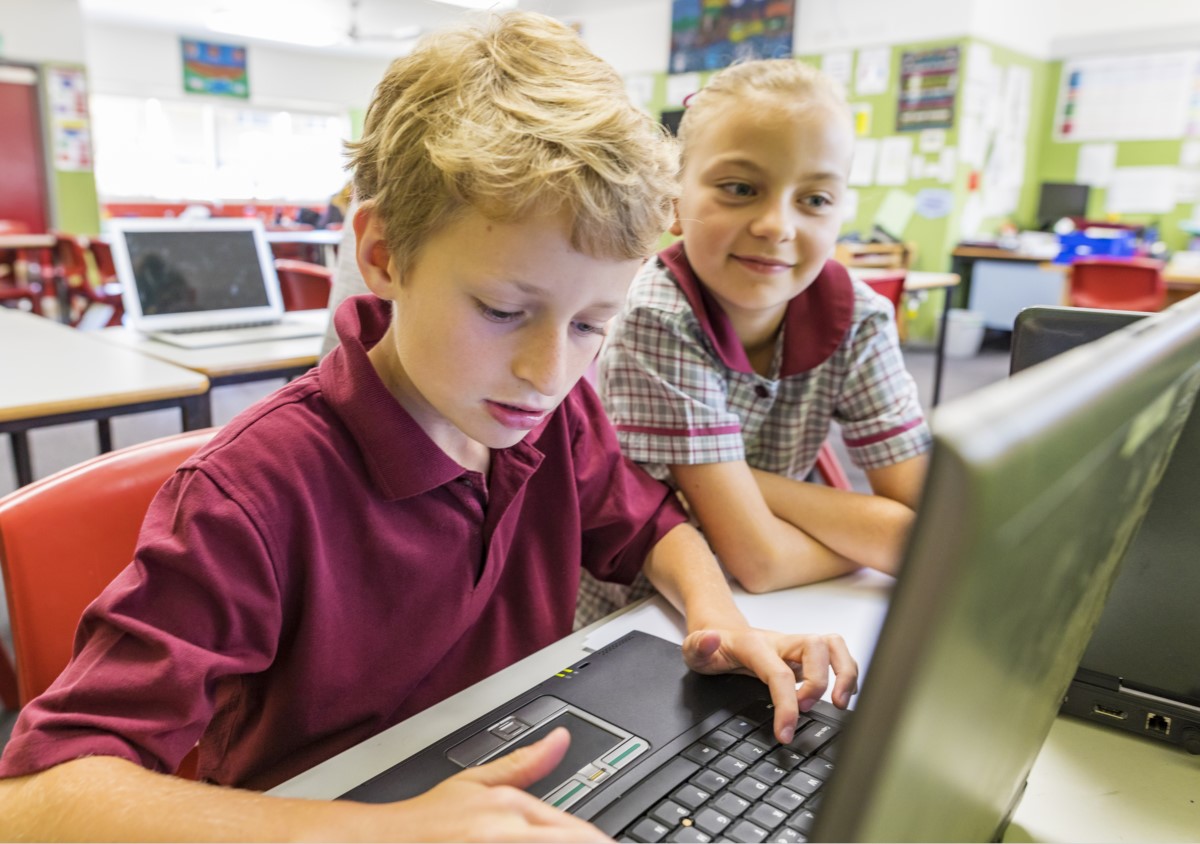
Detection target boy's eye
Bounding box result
[573,320,608,337]
[476,301,522,322]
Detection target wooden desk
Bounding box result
[854,268,962,406]
[1164,254,1200,308]
[96,310,327,388]
[269,580,1200,841]
[0,310,210,487]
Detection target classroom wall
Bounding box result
[84,21,392,114]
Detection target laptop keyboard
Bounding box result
[602,701,840,843]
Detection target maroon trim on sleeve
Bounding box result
[842,417,926,448]
[615,422,743,438]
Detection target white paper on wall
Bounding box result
[665,72,700,108]
[856,47,891,96]
[823,51,853,90]
[1076,143,1117,187]
[849,138,878,186]
[875,135,913,186]
[1106,166,1179,214]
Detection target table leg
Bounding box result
[97,418,114,453]
[180,394,213,431]
[932,288,952,407]
[10,431,33,487]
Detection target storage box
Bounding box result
[1054,229,1137,263]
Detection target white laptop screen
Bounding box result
[111,218,285,333]
[124,228,270,316]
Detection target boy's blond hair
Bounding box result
[677,59,851,167]
[348,11,677,271]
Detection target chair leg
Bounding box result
[0,642,17,711]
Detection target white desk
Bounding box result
[269,574,1199,840]
[265,230,343,267]
[0,310,211,486]
[96,310,327,387]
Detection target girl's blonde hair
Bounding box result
[677,59,851,167]
[348,11,678,272]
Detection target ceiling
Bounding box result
[78,0,624,59]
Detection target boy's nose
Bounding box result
[513,328,568,397]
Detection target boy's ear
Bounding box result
[669,199,684,237]
[353,205,399,299]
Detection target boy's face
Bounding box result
[358,207,639,470]
[673,98,853,338]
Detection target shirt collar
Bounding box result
[319,295,547,501]
[658,241,856,377]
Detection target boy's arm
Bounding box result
[0,731,608,842]
[640,523,859,744]
[668,455,916,593]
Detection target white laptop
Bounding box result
[109,217,326,349]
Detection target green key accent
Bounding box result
[552,782,587,808]
[606,741,643,766]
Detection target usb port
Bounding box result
[1092,704,1128,721]
[1146,713,1172,735]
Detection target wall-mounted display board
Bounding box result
[897,46,959,132]
[1053,50,1200,141]
[181,38,249,99]
[669,0,795,74]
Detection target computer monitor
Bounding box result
[817,294,1200,840]
[1036,181,1091,229]
[1011,305,1200,754]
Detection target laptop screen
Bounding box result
[124,228,271,316]
[109,217,285,333]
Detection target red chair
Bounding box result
[860,271,907,318]
[814,441,853,490]
[1068,257,1166,313]
[87,237,118,284]
[50,232,124,327]
[0,219,46,314]
[0,428,218,765]
[274,257,333,311]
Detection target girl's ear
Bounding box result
[353,205,399,300]
[669,199,684,238]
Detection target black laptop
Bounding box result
[336,297,1200,841]
[1013,305,1200,756]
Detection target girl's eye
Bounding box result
[802,194,833,209]
[476,301,522,323]
[719,182,755,198]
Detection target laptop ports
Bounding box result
[1091,703,1128,721]
[1146,713,1172,735]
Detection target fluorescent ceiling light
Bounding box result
[428,0,519,10]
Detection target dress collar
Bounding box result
[658,241,856,377]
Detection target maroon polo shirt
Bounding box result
[0,295,686,790]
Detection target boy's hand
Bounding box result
[681,629,858,744]
[387,728,611,842]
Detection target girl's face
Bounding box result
[673,97,854,343]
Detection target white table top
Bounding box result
[268,573,1200,841]
[0,310,209,423]
[852,267,961,290]
[0,233,55,250]
[95,311,327,380]
[264,229,344,246]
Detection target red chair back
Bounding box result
[1068,257,1166,313]
[860,272,907,317]
[88,237,117,282]
[814,441,853,490]
[274,258,333,311]
[0,428,218,711]
[51,232,124,327]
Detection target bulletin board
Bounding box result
[1053,50,1200,141]
[669,0,795,74]
[181,38,249,99]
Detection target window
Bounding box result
[90,94,351,203]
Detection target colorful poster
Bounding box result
[182,38,249,99]
[47,67,93,171]
[896,46,959,132]
[669,0,795,75]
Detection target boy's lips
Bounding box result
[485,399,552,430]
[733,254,795,273]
